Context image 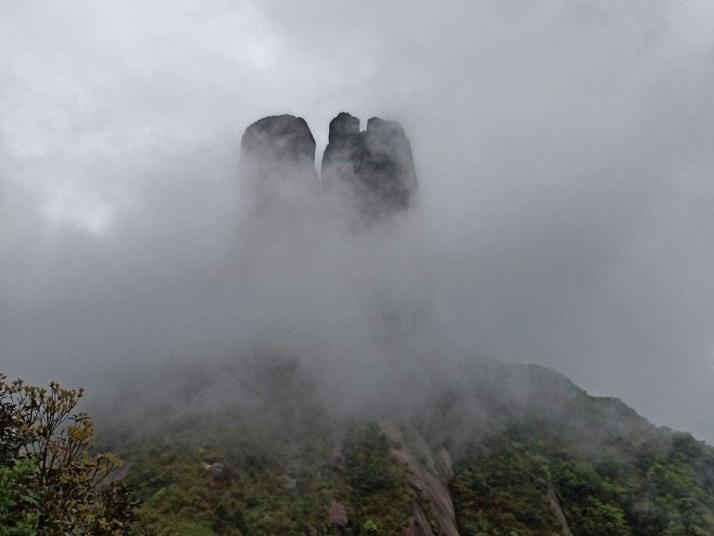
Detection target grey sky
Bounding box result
[1,1,713,441]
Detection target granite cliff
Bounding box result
[240,112,418,219]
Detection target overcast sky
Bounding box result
[1,0,713,442]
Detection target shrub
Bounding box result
[0,373,142,535]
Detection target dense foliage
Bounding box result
[450,438,562,535]
[4,358,714,535]
[117,420,415,535]
[450,422,714,536]
[0,374,141,535]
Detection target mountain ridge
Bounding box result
[95,352,714,535]
[91,114,714,534]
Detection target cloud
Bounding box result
[1,0,714,441]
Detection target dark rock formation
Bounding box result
[328,111,360,140]
[241,114,316,168]
[322,112,418,218]
[405,502,436,536]
[238,112,418,220]
[239,114,318,218]
[547,486,575,536]
[240,114,318,185]
[379,421,459,536]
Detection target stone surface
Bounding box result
[328,500,348,528]
[547,486,575,536]
[98,462,133,489]
[379,420,460,536]
[240,114,318,186]
[328,112,360,141]
[322,112,418,218]
[205,462,225,480]
[239,114,319,217]
[241,114,316,166]
[435,446,454,480]
[404,502,436,536]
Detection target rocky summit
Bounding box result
[239,112,418,219]
[240,114,318,183]
[322,113,418,217]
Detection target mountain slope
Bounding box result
[97,354,714,535]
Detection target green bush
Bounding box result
[0,373,142,535]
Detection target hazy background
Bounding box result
[1,0,713,442]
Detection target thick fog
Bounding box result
[1,1,713,442]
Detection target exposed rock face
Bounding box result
[205,462,225,479]
[547,486,575,536]
[322,112,418,218]
[328,111,361,141]
[328,500,348,528]
[435,446,454,480]
[238,112,418,221]
[379,421,460,536]
[239,115,318,206]
[99,462,133,489]
[241,114,316,170]
[405,502,436,536]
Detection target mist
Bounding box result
[1,1,714,442]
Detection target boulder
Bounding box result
[203,462,226,482]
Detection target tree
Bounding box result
[0,373,141,535]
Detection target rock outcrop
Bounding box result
[322,112,418,218]
[239,114,319,219]
[379,421,460,536]
[405,502,436,536]
[239,114,318,193]
[328,500,348,528]
[547,486,575,536]
[238,112,418,220]
[240,114,316,172]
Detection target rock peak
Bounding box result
[239,112,418,219]
[322,112,418,218]
[366,116,406,138]
[328,112,360,142]
[240,114,316,165]
[239,114,318,212]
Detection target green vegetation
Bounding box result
[4,359,714,535]
[450,438,562,535]
[0,374,141,535]
[0,458,39,536]
[450,421,714,536]
[121,422,415,535]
